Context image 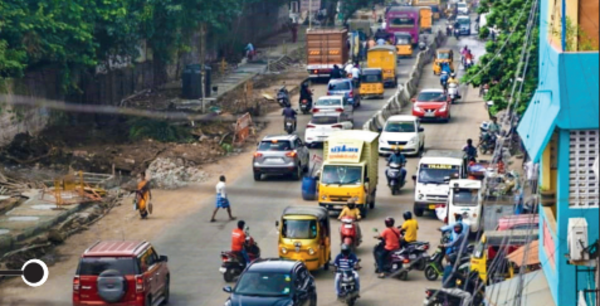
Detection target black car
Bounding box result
[223,259,317,306]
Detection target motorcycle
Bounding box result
[335,260,362,306]
[424,272,484,306]
[276,86,291,108]
[340,216,361,251]
[478,128,496,155]
[448,82,459,103]
[446,24,453,36]
[419,36,427,50]
[284,117,296,134]
[424,233,474,281]
[372,228,430,280]
[220,227,261,282]
[454,28,460,39]
[386,162,406,195]
[300,98,311,114]
[465,58,473,70]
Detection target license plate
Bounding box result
[344,224,353,228]
[425,112,435,117]
[219,267,226,274]
[391,145,404,150]
[429,205,436,209]
[268,158,284,164]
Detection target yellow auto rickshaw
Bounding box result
[367,45,398,88]
[418,7,433,33]
[360,68,385,99]
[276,206,331,271]
[394,32,413,58]
[432,48,455,75]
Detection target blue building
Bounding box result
[515,0,599,303]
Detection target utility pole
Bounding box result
[309,0,313,29]
[199,23,206,113]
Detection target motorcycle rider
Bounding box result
[488,116,501,135]
[334,244,361,298]
[447,73,461,98]
[338,199,362,244]
[282,105,297,131]
[331,65,343,79]
[232,220,250,266]
[464,49,474,67]
[299,81,313,109]
[386,147,407,185]
[351,63,361,88]
[244,42,255,59]
[441,223,469,284]
[399,211,419,249]
[439,213,470,255]
[374,217,401,278]
[462,138,478,161]
[440,71,450,90]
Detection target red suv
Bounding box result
[73,241,170,306]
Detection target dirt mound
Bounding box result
[147,158,209,189]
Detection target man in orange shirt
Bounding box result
[374,217,401,278]
[232,220,250,265]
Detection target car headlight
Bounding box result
[408,136,417,143]
[308,248,315,255]
[439,105,447,112]
[281,247,288,254]
[414,106,422,112]
[321,195,326,200]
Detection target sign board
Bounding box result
[327,139,363,163]
[422,164,460,170]
[311,154,323,165]
[300,0,321,12]
[233,113,253,146]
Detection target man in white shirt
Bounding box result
[210,175,236,222]
[344,64,353,77]
[351,64,361,88]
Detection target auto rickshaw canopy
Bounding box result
[436,49,453,60]
[394,33,412,45]
[282,206,329,223]
[360,68,383,83]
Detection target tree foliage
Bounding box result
[461,0,539,115]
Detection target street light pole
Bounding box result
[309,0,312,29]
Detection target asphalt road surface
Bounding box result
[1,16,489,306]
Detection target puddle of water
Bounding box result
[31,204,57,210]
[0,229,9,235]
[8,216,40,222]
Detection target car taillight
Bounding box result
[313,70,318,74]
[253,152,263,157]
[222,254,229,262]
[403,258,410,263]
[285,151,297,157]
[348,91,354,97]
[135,275,144,292]
[332,124,342,129]
[327,91,331,95]
[335,108,344,112]
[307,124,316,128]
[425,290,432,297]
[73,276,80,291]
[312,108,319,113]
[424,244,429,250]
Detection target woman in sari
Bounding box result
[136,172,152,218]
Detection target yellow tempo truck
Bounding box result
[318,130,379,217]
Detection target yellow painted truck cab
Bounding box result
[360,68,385,99]
[418,7,433,33]
[367,45,398,88]
[394,32,413,58]
[276,206,331,271]
[318,130,379,218]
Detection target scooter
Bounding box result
[465,58,473,70]
[372,228,430,280]
[440,77,449,91]
[424,233,474,281]
[220,227,261,282]
[424,271,484,306]
[419,36,427,50]
[335,260,362,306]
[300,98,312,114]
[454,28,460,39]
[340,216,361,251]
[446,24,453,36]
[386,162,406,195]
[276,86,291,108]
[284,117,296,135]
[448,82,460,103]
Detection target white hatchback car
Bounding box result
[305,112,353,147]
[313,95,354,123]
[378,115,425,156]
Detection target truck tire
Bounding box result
[414,204,424,217]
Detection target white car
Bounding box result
[313,95,354,123]
[305,112,353,147]
[378,115,425,156]
[457,2,469,15]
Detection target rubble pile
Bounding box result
[146,158,209,189]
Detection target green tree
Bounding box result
[462,0,539,115]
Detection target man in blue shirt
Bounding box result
[386,147,407,185]
[438,213,470,255]
[441,223,469,284]
[333,244,360,297]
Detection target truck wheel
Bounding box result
[292,165,302,181]
[414,205,424,217]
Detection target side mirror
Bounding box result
[412,174,416,181]
[418,127,424,132]
[377,127,383,132]
[411,98,416,103]
[159,255,168,262]
[275,220,279,228]
[223,286,233,293]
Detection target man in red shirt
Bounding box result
[374,217,401,278]
[232,220,250,265]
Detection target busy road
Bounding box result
[0,15,490,306]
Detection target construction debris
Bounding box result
[146,158,209,189]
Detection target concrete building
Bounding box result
[515,0,599,304]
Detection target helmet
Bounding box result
[403,210,412,220]
[451,73,456,78]
[453,222,463,232]
[347,198,356,209]
[384,217,395,227]
[341,243,351,256]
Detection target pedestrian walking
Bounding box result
[210,175,236,222]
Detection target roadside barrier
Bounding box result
[363,31,446,131]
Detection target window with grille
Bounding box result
[569,130,599,208]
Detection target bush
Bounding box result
[128,118,190,142]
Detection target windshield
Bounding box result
[417,92,447,102]
[361,74,382,83]
[77,257,138,276]
[396,37,411,44]
[418,164,460,184]
[311,116,339,125]
[328,81,351,91]
[384,121,415,132]
[390,17,415,28]
[258,140,292,151]
[458,18,470,25]
[282,219,317,239]
[437,52,450,59]
[321,165,362,185]
[458,3,467,8]
[316,98,342,106]
[234,271,293,297]
[452,188,479,206]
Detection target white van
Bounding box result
[411,150,467,216]
[447,179,482,233]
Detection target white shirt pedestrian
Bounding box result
[344,64,353,76]
[524,160,538,181]
[351,66,361,79]
[216,181,227,199]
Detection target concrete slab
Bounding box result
[0,229,10,235]
[8,216,40,222]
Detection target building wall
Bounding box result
[578,0,599,49]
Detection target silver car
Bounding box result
[252,135,310,181]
